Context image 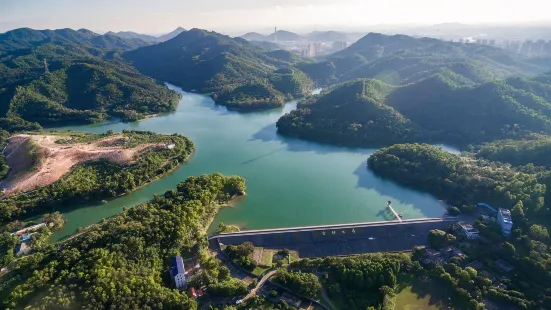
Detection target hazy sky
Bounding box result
[1,0,549,34]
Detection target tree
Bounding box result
[512,201,526,222]
[218,266,231,282]
[529,224,549,241]
[448,206,461,216]
[272,270,321,299]
[0,233,19,266]
[428,229,456,249]
[41,212,65,229]
[503,242,516,257]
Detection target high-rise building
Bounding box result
[332,41,348,51]
[169,256,187,290]
[306,43,321,57]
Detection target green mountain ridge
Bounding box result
[277,79,420,146]
[124,28,314,109]
[277,71,551,147]
[300,32,548,87]
[0,28,150,54]
[0,28,181,131]
[4,61,180,127]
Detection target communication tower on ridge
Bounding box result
[44,59,49,74]
[274,26,278,43]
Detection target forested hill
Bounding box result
[0,173,246,309]
[0,28,151,53]
[473,137,551,168]
[277,72,551,147]
[367,144,551,309]
[124,28,294,91]
[124,28,314,110]
[0,28,181,131]
[333,32,438,59]
[298,32,548,86]
[276,79,420,146]
[4,61,181,127]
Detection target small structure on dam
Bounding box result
[209,218,456,258]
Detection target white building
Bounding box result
[169,256,186,290]
[458,222,480,239]
[498,208,513,236]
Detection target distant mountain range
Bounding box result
[0,28,151,53]
[239,30,360,42]
[297,32,548,86]
[3,25,551,147]
[105,27,186,44]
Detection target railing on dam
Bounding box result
[209,218,457,258]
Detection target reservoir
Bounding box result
[50,85,455,241]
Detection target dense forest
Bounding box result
[367,143,551,308]
[0,130,194,222]
[6,61,181,126]
[277,71,551,147]
[213,68,314,110]
[290,253,410,310]
[474,136,551,168]
[0,28,180,131]
[0,28,151,54]
[123,29,314,110]
[0,173,246,309]
[276,79,421,146]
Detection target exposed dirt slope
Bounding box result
[1,134,158,195]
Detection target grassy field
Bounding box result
[395,284,450,310]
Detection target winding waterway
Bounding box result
[50,84,457,241]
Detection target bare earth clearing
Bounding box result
[0,134,159,196]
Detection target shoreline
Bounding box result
[204,192,246,234]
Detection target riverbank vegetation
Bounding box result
[473,136,551,168]
[212,68,314,111]
[278,71,551,148]
[0,130,194,222]
[368,143,551,309]
[276,79,421,146]
[0,173,246,309]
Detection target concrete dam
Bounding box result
[209,218,456,258]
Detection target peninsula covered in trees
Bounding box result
[0,130,194,222]
[0,173,246,309]
[277,70,551,147]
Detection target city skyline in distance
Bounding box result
[2,0,550,35]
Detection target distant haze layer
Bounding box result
[2,0,549,34]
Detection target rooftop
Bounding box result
[459,222,479,234]
[477,202,497,212]
[170,256,185,276]
[499,208,513,223]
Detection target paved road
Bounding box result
[244,269,277,301]
[319,285,336,310]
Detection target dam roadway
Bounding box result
[209,218,457,258]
